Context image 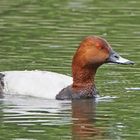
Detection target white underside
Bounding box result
[3,70,72,99]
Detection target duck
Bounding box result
[0,36,134,100]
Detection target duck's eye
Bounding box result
[100,47,104,50]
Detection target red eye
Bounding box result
[100,46,104,50]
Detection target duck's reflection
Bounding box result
[72,99,101,139]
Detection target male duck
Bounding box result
[0,36,134,100]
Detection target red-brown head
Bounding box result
[72,36,111,68]
[72,36,134,90]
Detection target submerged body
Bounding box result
[0,36,134,100]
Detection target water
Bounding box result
[0,0,140,139]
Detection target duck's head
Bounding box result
[72,36,134,69]
[72,36,134,90]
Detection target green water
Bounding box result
[0,0,140,140]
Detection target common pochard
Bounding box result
[0,36,134,100]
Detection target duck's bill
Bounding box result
[106,51,134,65]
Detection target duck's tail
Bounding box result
[0,73,5,98]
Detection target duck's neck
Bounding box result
[72,63,97,91]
